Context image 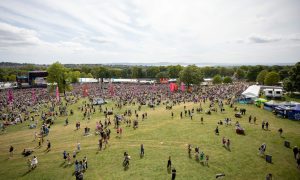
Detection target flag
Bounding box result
[7,89,14,104]
[83,84,89,97]
[170,83,175,92]
[181,82,185,92]
[174,83,178,91]
[56,86,60,102]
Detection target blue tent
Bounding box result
[288,104,300,120]
[274,106,293,118]
[263,100,280,111]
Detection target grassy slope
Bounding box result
[0,99,299,180]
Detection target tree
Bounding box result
[279,68,290,80]
[7,74,16,82]
[80,72,87,78]
[146,67,160,78]
[179,65,203,86]
[235,68,245,80]
[131,67,143,78]
[212,74,222,84]
[47,62,68,93]
[87,73,93,78]
[109,69,122,78]
[94,67,111,78]
[223,76,233,84]
[201,66,220,77]
[264,71,280,86]
[81,65,92,74]
[246,65,264,82]
[256,70,268,84]
[167,65,183,78]
[155,71,169,79]
[284,62,300,92]
[65,71,81,83]
[283,78,293,92]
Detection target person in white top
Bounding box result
[31,156,38,169]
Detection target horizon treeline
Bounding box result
[0,62,297,83]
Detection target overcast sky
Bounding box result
[0,0,300,64]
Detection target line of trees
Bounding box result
[0,62,295,82]
[1,61,299,93]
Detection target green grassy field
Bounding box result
[0,99,299,180]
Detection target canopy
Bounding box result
[254,98,267,107]
[287,104,300,120]
[264,100,280,111]
[255,98,268,103]
[242,85,260,99]
[293,104,300,111]
[264,100,279,106]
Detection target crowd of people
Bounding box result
[1,82,299,179]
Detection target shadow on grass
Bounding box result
[167,167,171,174]
[44,149,50,154]
[140,154,144,159]
[21,170,32,177]
[124,166,129,171]
[34,146,42,149]
[63,163,73,168]
[223,146,231,152]
[59,161,65,167]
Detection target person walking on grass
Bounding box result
[73,150,77,159]
[226,139,231,150]
[77,142,81,152]
[31,156,38,169]
[99,139,103,151]
[293,146,298,159]
[171,167,176,180]
[46,140,51,151]
[266,173,272,180]
[63,150,67,161]
[205,155,209,166]
[9,145,14,157]
[297,151,300,169]
[188,144,192,157]
[140,144,144,156]
[167,156,172,169]
[67,153,71,165]
[222,137,226,147]
[34,131,38,141]
[278,128,283,137]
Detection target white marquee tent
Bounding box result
[241,85,261,99]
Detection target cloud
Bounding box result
[0,0,300,64]
[236,33,300,44]
[0,22,41,47]
[248,35,281,43]
[90,37,112,44]
[290,38,300,42]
